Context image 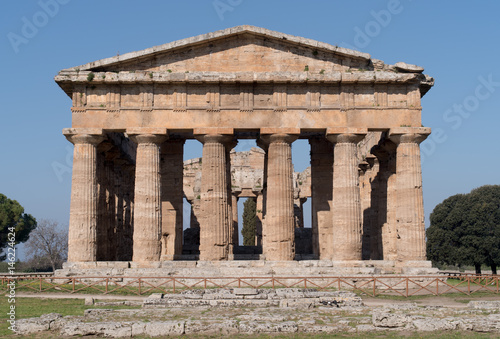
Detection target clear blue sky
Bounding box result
[1,1,499,252]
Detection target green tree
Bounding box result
[242,198,256,246]
[426,194,466,269]
[426,185,500,274]
[0,193,37,260]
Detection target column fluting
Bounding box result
[130,134,167,262]
[65,133,105,262]
[260,134,298,261]
[327,132,365,261]
[389,131,429,261]
[197,134,234,261]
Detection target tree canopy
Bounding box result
[0,193,37,260]
[25,219,68,272]
[242,198,256,246]
[426,185,500,274]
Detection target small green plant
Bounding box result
[319,69,325,75]
[304,65,309,72]
[101,74,106,79]
[75,67,80,73]
[99,104,106,108]
[400,124,411,127]
[149,72,153,78]
[298,181,303,185]
[185,70,189,73]
[196,195,201,199]
[167,69,172,73]
[87,72,95,82]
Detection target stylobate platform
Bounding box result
[55,260,438,277]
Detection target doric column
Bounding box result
[389,127,430,261]
[255,193,264,247]
[129,129,167,262]
[260,133,298,261]
[327,128,367,261]
[64,129,105,262]
[160,139,185,260]
[196,133,235,261]
[231,194,239,248]
[96,143,118,261]
[309,138,334,259]
[372,142,398,261]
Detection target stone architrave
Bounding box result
[327,128,367,261]
[389,127,430,261]
[196,131,235,261]
[128,129,167,262]
[260,132,298,261]
[64,129,105,262]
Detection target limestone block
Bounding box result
[185,320,239,335]
[144,322,185,336]
[16,313,63,335]
[412,318,458,331]
[233,288,258,295]
[239,321,298,334]
[372,312,412,328]
[468,301,500,310]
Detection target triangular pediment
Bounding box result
[65,26,372,74]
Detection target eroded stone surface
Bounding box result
[57,26,434,265]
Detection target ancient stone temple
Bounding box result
[55,26,435,275]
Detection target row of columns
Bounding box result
[64,127,429,262]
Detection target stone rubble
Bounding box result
[16,291,500,337]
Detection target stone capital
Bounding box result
[326,133,365,144]
[129,134,168,145]
[326,127,367,144]
[65,134,106,146]
[195,134,235,146]
[259,133,298,146]
[388,127,431,144]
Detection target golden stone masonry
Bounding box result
[55,26,434,273]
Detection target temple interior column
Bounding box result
[196,134,234,261]
[255,193,263,247]
[129,131,167,262]
[260,133,298,261]
[114,161,135,261]
[327,129,366,261]
[309,137,334,259]
[64,130,105,262]
[372,142,398,261]
[231,194,239,249]
[160,139,185,260]
[389,128,430,261]
[226,142,237,257]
